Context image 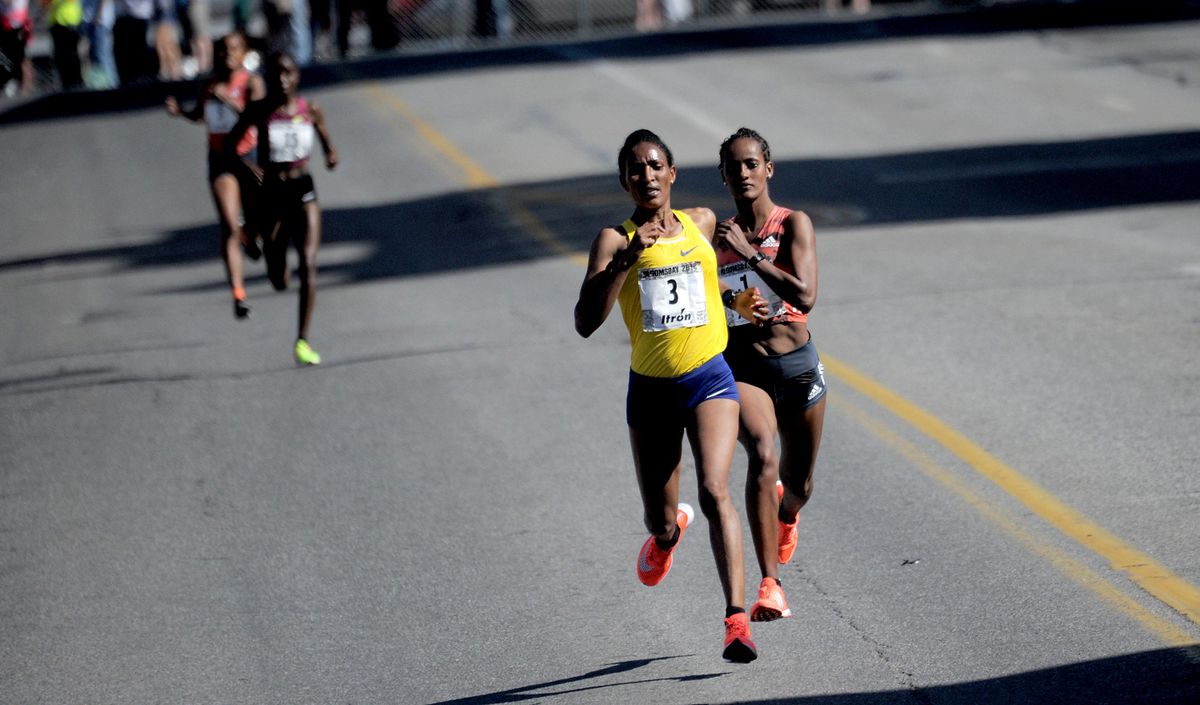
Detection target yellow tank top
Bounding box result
[48,0,82,26]
[617,210,728,378]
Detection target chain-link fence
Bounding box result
[317,0,1029,58]
[386,0,871,49]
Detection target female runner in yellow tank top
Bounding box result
[574,129,769,663]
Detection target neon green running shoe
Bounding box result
[294,339,322,366]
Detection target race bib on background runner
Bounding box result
[639,261,708,332]
[268,120,315,164]
[718,260,785,326]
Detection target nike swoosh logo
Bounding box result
[681,246,699,256]
[705,387,730,399]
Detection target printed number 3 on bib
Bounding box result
[639,261,709,332]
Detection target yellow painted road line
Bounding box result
[365,83,496,189]
[364,82,585,264]
[824,353,1200,629]
[364,81,1200,637]
[836,397,1200,648]
[837,397,1199,648]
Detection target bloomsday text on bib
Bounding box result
[717,260,785,327]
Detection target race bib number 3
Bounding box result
[718,260,785,326]
[639,261,709,332]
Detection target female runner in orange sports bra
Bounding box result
[714,127,827,623]
[165,31,265,319]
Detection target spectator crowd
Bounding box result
[1,0,875,97]
[1,0,408,95]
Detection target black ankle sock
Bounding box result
[725,606,746,618]
[654,525,681,551]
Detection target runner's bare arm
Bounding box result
[165,83,210,122]
[575,227,637,338]
[248,74,266,101]
[310,101,338,170]
[773,209,817,313]
[223,100,258,156]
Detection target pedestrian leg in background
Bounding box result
[634,0,661,31]
[308,0,331,58]
[112,13,150,85]
[154,15,182,79]
[263,0,293,55]
[334,0,353,57]
[44,0,84,90]
[288,0,311,63]
[82,0,117,88]
[49,22,83,88]
[187,0,210,74]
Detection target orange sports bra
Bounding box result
[205,69,257,156]
[715,205,807,326]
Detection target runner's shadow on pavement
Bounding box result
[180,127,1200,291]
[723,646,1200,705]
[1,129,1197,288]
[428,655,724,704]
[437,647,1198,705]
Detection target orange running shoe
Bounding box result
[750,577,792,622]
[636,502,694,586]
[777,480,799,564]
[722,612,758,663]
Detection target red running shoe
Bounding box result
[636,503,693,586]
[722,612,758,663]
[750,577,792,622]
[777,480,798,564]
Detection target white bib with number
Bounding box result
[268,121,315,164]
[718,260,785,326]
[638,261,708,332]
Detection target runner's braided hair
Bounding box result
[618,129,675,189]
[719,127,772,174]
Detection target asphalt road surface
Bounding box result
[2,3,1200,704]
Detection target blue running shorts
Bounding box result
[627,354,740,428]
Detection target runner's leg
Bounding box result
[295,200,321,341]
[211,173,247,309]
[686,397,744,610]
[778,395,826,521]
[737,381,780,581]
[630,424,685,544]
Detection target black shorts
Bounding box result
[723,336,827,411]
[263,172,317,214]
[207,150,255,183]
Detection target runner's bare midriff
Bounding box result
[729,317,810,358]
